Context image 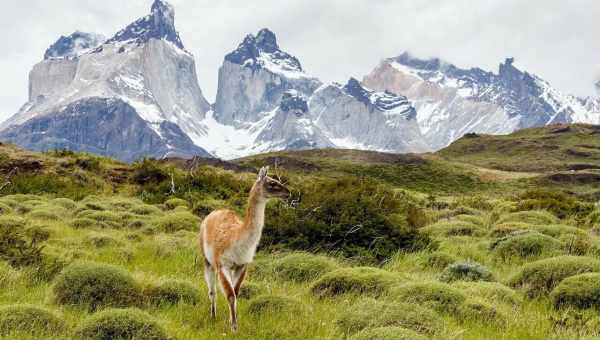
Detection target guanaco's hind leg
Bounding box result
[203,259,217,318]
[232,265,247,297]
[217,266,238,332]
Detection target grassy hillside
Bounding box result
[0,131,599,339]
[438,124,600,172]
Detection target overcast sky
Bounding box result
[1,0,599,120]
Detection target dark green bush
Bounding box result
[509,256,600,297]
[452,282,522,306]
[496,211,559,226]
[517,189,593,219]
[455,298,507,326]
[349,327,427,340]
[74,308,169,340]
[490,231,563,260]
[310,267,404,298]
[52,261,141,311]
[272,252,340,282]
[238,281,264,299]
[336,299,441,335]
[440,261,495,282]
[152,212,200,232]
[0,216,45,267]
[264,177,433,261]
[420,221,485,237]
[144,279,201,305]
[0,304,64,336]
[551,273,600,310]
[424,251,457,269]
[164,197,189,210]
[390,281,467,313]
[247,295,305,315]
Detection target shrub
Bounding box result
[453,281,522,306]
[424,251,457,269]
[0,202,12,214]
[489,222,532,238]
[508,256,600,297]
[272,252,340,282]
[144,279,201,305]
[390,281,466,313]
[336,299,442,335]
[52,261,141,311]
[440,261,495,283]
[71,217,106,229]
[517,189,593,219]
[587,210,600,226]
[551,273,600,310]
[50,198,77,210]
[264,177,433,261]
[349,327,427,340]
[130,204,163,216]
[533,224,587,238]
[490,231,563,260]
[420,221,485,237]
[0,216,44,267]
[27,208,61,220]
[153,212,200,232]
[455,214,486,227]
[74,308,169,340]
[126,219,147,230]
[164,198,189,210]
[192,198,227,217]
[0,304,64,336]
[247,295,305,315]
[455,298,507,326]
[238,281,264,299]
[84,211,123,228]
[87,233,120,248]
[310,267,404,298]
[496,211,559,226]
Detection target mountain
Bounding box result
[198,29,427,158]
[0,0,212,160]
[363,52,600,149]
[213,28,322,126]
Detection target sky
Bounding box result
[1,0,599,121]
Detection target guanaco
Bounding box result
[198,166,290,332]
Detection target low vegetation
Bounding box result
[0,130,598,338]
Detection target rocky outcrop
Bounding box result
[214,29,321,126]
[309,79,428,153]
[255,90,333,150]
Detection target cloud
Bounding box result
[0,0,598,120]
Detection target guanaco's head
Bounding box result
[256,166,290,199]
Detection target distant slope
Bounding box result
[437,124,600,172]
[235,148,484,194]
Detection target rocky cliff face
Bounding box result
[0,0,211,161]
[213,29,321,127]
[363,52,600,149]
[309,79,428,153]
[0,98,209,162]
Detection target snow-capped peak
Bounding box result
[44,31,105,60]
[224,28,304,75]
[343,78,415,118]
[105,0,184,50]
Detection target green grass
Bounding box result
[0,137,599,338]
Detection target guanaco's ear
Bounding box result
[257,166,269,182]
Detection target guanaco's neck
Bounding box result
[243,183,267,233]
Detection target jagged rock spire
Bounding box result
[105,0,184,49]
